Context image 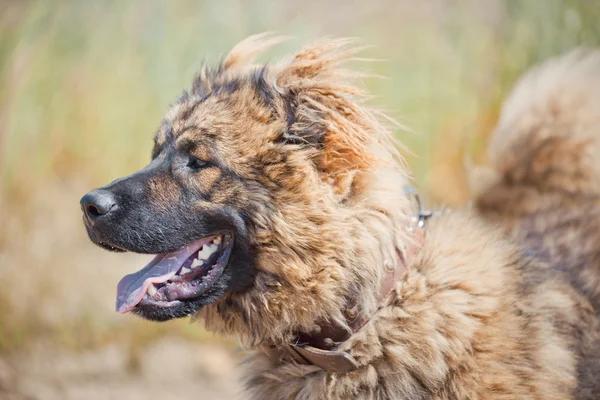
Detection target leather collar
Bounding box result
[261,188,434,374]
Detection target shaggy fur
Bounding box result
[218,39,600,399]
[83,35,600,399]
[473,49,600,399]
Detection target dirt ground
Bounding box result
[0,337,242,400]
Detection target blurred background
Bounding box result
[1,1,599,399]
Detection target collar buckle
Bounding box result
[404,186,439,229]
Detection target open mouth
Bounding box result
[115,233,234,313]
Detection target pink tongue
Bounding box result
[115,238,211,313]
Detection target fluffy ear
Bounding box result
[273,39,396,193]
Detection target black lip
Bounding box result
[98,241,127,252]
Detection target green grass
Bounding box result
[1,0,599,352]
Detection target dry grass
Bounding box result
[0,0,599,398]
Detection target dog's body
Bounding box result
[245,212,600,399]
[81,37,600,399]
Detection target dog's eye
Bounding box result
[187,156,207,171]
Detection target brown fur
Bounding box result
[152,37,600,398]
[472,48,600,399]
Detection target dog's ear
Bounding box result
[273,39,386,195]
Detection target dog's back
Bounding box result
[473,49,600,398]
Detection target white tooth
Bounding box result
[180,267,192,275]
[191,258,203,269]
[147,284,157,296]
[197,245,214,260]
[213,236,222,245]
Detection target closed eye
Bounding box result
[187,156,208,171]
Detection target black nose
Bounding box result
[80,190,117,221]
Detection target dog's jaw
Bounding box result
[115,233,234,318]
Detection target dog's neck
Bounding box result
[260,208,427,373]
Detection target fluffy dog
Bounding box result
[81,35,600,399]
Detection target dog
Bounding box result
[81,35,600,399]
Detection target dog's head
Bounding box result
[81,35,409,342]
